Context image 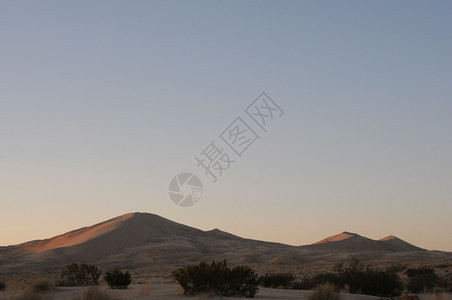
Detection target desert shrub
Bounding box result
[31,279,51,292]
[406,267,439,293]
[225,265,259,297]
[333,257,402,296]
[259,273,296,288]
[104,268,132,289]
[172,259,259,298]
[308,283,341,300]
[0,281,5,291]
[56,263,101,286]
[357,267,402,297]
[293,257,402,297]
[75,286,119,300]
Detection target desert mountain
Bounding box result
[0,212,439,275]
[304,231,424,252]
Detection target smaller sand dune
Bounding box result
[306,231,424,252]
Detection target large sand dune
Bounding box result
[0,212,450,279]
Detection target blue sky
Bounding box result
[1,1,451,251]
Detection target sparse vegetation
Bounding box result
[259,272,296,288]
[14,280,53,300]
[56,263,101,286]
[186,258,452,297]
[172,259,259,298]
[104,268,132,289]
[308,283,341,300]
[0,281,5,291]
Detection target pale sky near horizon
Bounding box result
[1,1,451,251]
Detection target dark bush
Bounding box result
[406,267,439,293]
[357,267,402,296]
[172,259,259,298]
[56,263,101,286]
[226,265,259,297]
[293,257,402,297]
[104,268,132,289]
[336,258,402,296]
[0,281,5,291]
[259,273,296,288]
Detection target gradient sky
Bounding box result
[1,1,451,251]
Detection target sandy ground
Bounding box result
[0,282,371,300]
[1,279,451,300]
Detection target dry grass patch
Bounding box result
[309,283,341,300]
[74,286,119,300]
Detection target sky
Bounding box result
[1,1,451,251]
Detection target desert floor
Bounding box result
[1,278,451,300]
